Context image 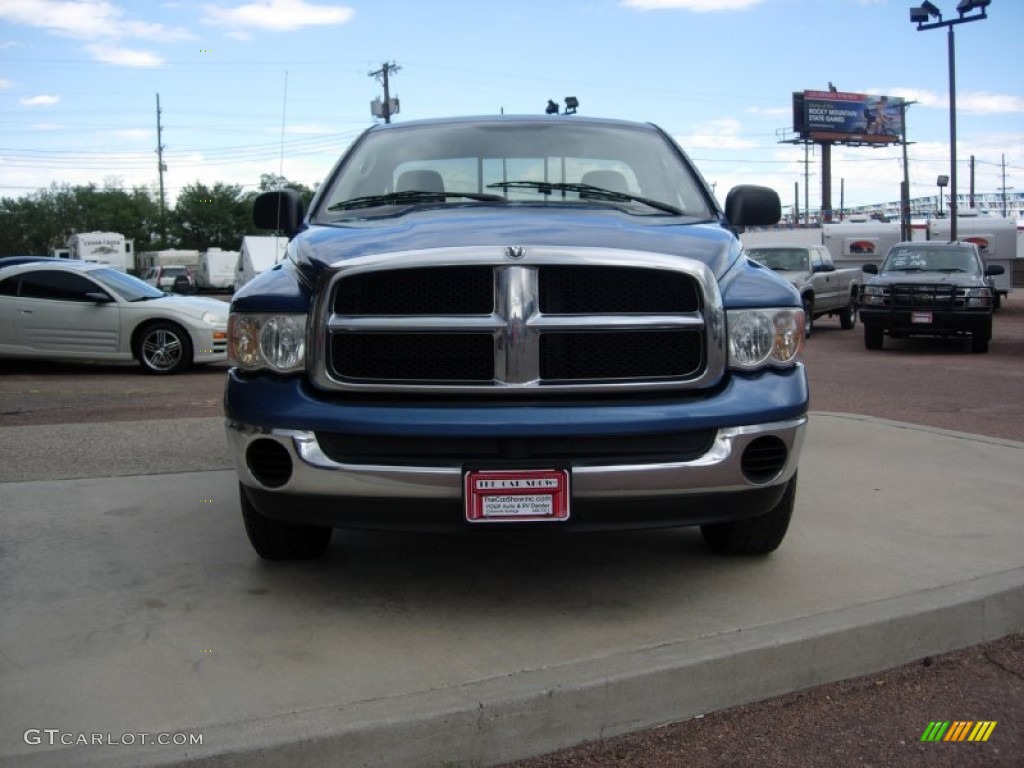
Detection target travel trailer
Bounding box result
[66,232,134,271]
[196,248,239,291]
[234,236,287,291]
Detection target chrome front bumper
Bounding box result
[226,417,807,501]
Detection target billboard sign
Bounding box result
[793,90,904,144]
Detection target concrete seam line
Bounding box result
[15,568,1023,768]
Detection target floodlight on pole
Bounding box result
[909,0,990,241]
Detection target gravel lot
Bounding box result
[1,293,1022,768]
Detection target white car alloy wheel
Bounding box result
[137,322,193,374]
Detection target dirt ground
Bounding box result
[1,295,1022,768]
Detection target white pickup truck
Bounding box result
[746,243,862,336]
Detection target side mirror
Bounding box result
[813,263,836,273]
[724,185,781,228]
[254,188,304,238]
[985,264,1004,276]
[862,264,879,274]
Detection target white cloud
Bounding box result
[85,43,164,67]
[202,0,354,32]
[32,122,62,130]
[0,76,13,89]
[675,118,757,150]
[0,1,191,41]
[875,88,1024,115]
[20,94,60,106]
[955,92,1024,115]
[622,0,764,11]
[0,1,191,67]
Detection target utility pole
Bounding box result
[369,61,401,123]
[155,93,167,245]
[969,154,975,208]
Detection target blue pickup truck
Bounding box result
[225,115,808,560]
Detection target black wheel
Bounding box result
[802,297,814,338]
[135,321,193,374]
[839,297,856,330]
[239,484,332,560]
[970,333,989,354]
[864,324,883,350]
[701,472,796,555]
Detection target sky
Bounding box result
[1,0,1022,216]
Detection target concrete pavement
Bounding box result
[1,413,1022,767]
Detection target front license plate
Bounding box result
[465,469,570,523]
[911,311,932,324]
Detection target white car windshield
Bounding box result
[90,268,166,301]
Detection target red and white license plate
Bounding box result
[911,311,933,324]
[464,468,570,523]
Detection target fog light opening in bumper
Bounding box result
[246,438,294,488]
[740,435,788,484]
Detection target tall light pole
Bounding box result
[909,0,990,242]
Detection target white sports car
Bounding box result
[0,258,228,374]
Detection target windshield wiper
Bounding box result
[934,268,968,273]
[886,267,925,272]
[327,190,507,211]
[487,181,684,215]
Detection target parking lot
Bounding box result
[1,294,1022,768]
[2,294,1022,441]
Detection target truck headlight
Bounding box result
[962,287,992,308]
[229,313,306,373]
[861,284,889,306]
[727,308,804,371]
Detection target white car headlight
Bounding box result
[229,313,306,373]
[727,308,804,371]
[201,310,224,326]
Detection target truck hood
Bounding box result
[871,271,986,287]
[292,207,740,280]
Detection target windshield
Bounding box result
[747,248,807,271]
[882,246,981,274]
[89,268,166,301]
[315,120,714,221]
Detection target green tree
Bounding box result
[171,181,252,250]
[0,182,161,256]
[258,172,317,210]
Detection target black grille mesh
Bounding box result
[540,331,702,380]
[539,266,700,314]
[332,333,494,381]
[334,266,493,315]
[890,284,956,309]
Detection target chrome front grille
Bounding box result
[310,246,726,394]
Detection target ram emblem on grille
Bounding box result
[504,246,526,260]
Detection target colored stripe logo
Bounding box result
[920,721,997,742]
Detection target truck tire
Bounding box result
[864,325,883,350]
[700,473,796,555]
[239,484,332,560]
[802,297,814,338]
[970,333,990,354]
[135,321,193,374]
[839,297,856,330]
